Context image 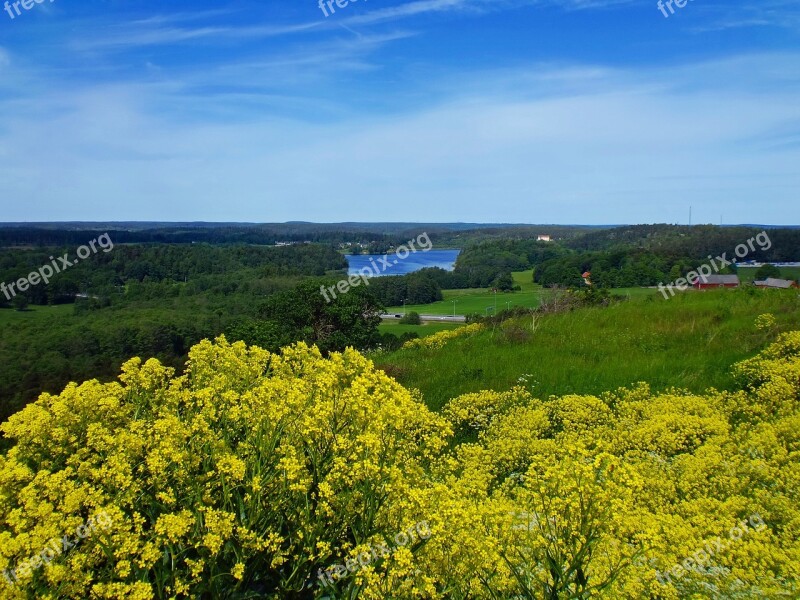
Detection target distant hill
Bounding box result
[566,224,800,260]
[0,223,608,248]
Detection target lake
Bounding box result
[346,249,460,277]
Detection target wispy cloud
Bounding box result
[67,0,644,53]
[71,21,324,52]
[1,0,798,223]
[1,48,798,223]
[689,0,800,33]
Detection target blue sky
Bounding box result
[0,0,798,224]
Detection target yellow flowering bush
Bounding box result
[442,386,531,437]
[0,338,450,599]
[1,332,799,598]
[407,335,800,598]
[755,313,777,330]
[401,323,484,350]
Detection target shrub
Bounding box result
[401,323,484,350]
[399,311,421,325]
[0,337,450,598]
[2,334,800,598]
[11,295,28,312]
[755,264,781,280]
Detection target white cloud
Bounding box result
[64,0,645,53]
[0,51,798,223]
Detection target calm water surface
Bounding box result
[346,249,460,276]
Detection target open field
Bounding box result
[388,288,545,317]
[386,265,800,318]
[376,288,800,411]
[387,270,547,316]
[512,269,536,290]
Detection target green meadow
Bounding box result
[385,270,557,316]
[375,288,800,412]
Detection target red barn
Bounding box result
[695,274,740,289]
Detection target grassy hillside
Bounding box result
[375,288,800,411]
[387,288,545,316]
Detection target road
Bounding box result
[380,313,467,323]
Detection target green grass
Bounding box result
[512,270,536,291]
[379,322,462,337]
[376,288,800,412]
[386,270,666,316]
[610,287,660,298]
[387,290,544,317]
[388,271,547,316]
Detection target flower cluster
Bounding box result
[755,312,777,330]
[3,512,112,587]
[656,514,767,586]
[0,338,449,598]
[317,521,431,588]
[401,323,484,350]
[1,332,799,598]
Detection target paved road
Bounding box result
[381,313,467,323]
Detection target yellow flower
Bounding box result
[154,511,195,544]
[1,333,798,598]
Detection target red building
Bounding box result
[694,274,740,289]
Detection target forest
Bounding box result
[0,242,382,427]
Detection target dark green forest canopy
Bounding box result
[0,243,380,429]
[565,224,800,260]
[0,222,598,249]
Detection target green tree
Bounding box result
[257,281,383,354]
[12,294,28,311]
[493,272,515,291]
[400,311,422,325]
[755,263,781,280]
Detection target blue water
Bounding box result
[346,249,460,277]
